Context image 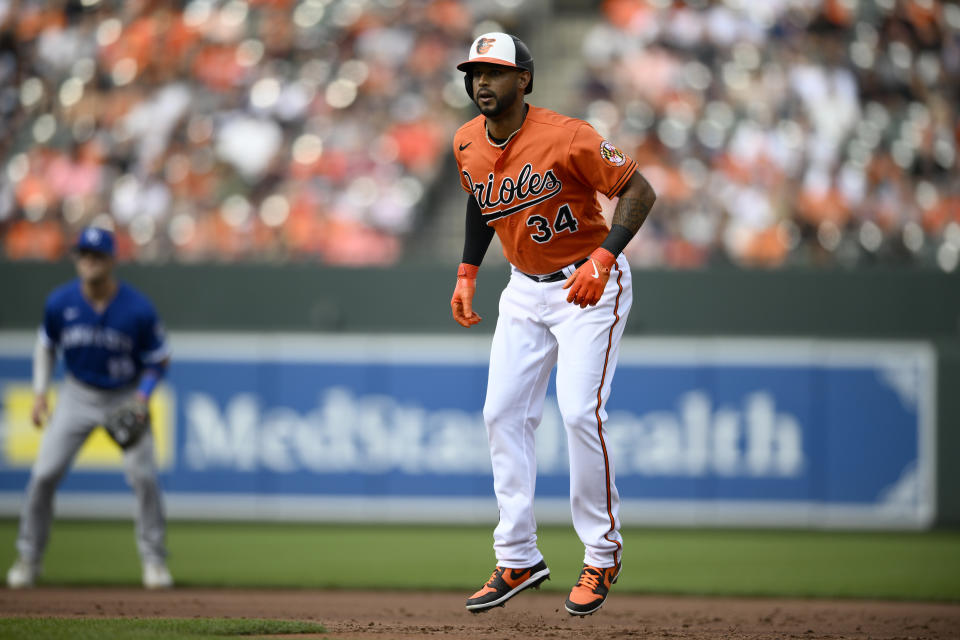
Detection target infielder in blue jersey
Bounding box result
[6,227,173,589]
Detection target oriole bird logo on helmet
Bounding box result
[457,32,535,100]
[476,38,496,54]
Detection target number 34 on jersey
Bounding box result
[454,104,637,275]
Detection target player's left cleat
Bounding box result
[142,560,173,589]
[6,557,40,589]
[564,563,620,616]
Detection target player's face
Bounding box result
[74,250,114,284]
[471,64,527,118]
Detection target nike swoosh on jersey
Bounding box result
[459,142,472,151]
[590,260,599,279]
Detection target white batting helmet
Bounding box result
[457,32,534,99]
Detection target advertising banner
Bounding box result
[0,333,936,528]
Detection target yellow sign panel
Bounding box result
[1,384,175,470]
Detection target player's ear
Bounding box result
[518,70,530,92]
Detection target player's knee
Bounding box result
[124,467,157,491]
[482,399,508,428]
[483,399,528,434]
[558,403,595,432]
[556,394,580,422]
[29,469,60,493]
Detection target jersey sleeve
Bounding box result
[568,124,638,199]
[138,302,170,366]
[453,120,484,195]
[453,144,472,194]
[40,295,61,348]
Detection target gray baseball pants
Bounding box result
[15,376,167,565]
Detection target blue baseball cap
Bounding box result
[74,227,115,256]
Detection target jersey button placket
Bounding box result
[493,144,510,224]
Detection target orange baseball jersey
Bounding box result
[453,104,637,275]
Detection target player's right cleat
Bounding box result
[142,560,173,589]
[564,563,620,616]
[465,559,550,612]
[6,557,40,589]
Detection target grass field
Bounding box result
[1,519,959,601]
[0,618,327,639]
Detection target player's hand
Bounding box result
[451,263,482,327]
[31,394,49,428]
[134,393,150,417]
[563,248,616,308]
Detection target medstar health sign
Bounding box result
[0,334,935,528]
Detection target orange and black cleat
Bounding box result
[465,560,550,612]
[564,563,620,616]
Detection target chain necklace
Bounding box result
[485,123,522,148]
[484,105,528,148]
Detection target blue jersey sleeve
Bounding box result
[40,294,62,348]
[138,302,170,366]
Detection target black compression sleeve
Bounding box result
[600,224,635,257]
[461,195,495,266]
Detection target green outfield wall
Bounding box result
[2,260,958,525]
[3,261,958,337]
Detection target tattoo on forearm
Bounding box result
[612,178,655,233]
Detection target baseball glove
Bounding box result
[103,400,150,450]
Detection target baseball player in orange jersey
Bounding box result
[451,33,656,616]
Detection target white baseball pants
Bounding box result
[483,254,632,569]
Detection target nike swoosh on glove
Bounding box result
[562,248,615,308]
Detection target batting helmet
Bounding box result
[457,32,534,100]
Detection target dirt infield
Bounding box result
[1,587,959,639]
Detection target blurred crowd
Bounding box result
[582,0,959,269]
[0,0,532,263]
[1,0,957,270]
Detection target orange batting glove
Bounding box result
[563,248,615,308]
[451,263,482,327]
